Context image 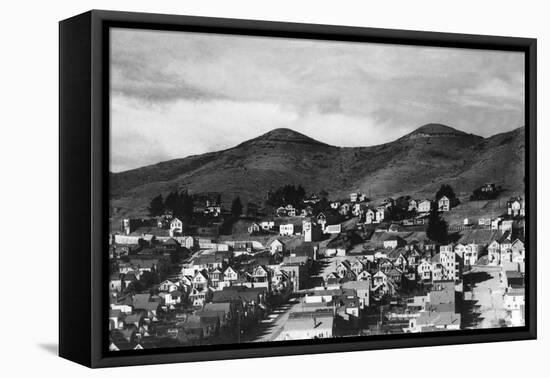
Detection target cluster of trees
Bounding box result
[148,190,194,219]
[266,184,306,208]
[427,209,449,244]
[387,195,416,221]
[436,184,460,207]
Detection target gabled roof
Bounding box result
[212,286,266,303]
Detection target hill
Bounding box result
[110,125,525,221]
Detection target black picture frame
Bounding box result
[59,9,537,368]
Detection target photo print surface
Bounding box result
[108,27,527,351]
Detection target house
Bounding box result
[393,251,409,270]
[191,253,224,272]
[109,309,123,330]
[192,271,210,291]
[110,273,123,292]
[252,265,271,290]
[133,294,161,318]
[356,270,372,282]
[336,260,352,277]
[352,203,368,217]
[350,259,366,276]
[325,272,341,287]
[372,270,393,295]
[487,240,501,265]
[503,288,525,326]
[406,246,421,266]
[223,266,239,285]
[324,224,342,235]
[511,239,525,263]
[417,200,432,213]
[350,192,359,202]
[364,208,376,224]
[281,256,309,291]
[417,260,432,281]
[303,220,322,242]
[375,206,386,223]
[491,218,502,230]
[285,204,297,217]
[503,270,524,290]
[507,197,523,217]
[189,287,212,307]
[260,221,275,231]
[500,219,514,232]
[268,239,286,255]
[383,235,405,249]
[499,232,513,263]
[339,203,351,216]
[387,268,403,285]
[160,290,184,307]
[279,223,295,236]
[209,268,225,290]
[159,279,178,293]
[438,196,450,212]
[248,223,261,234]
[439,245,459,281]
[271,269,292,296]
[408,199,418,212]
[459,244,479,266]
[280,312,335,341]
[406,280,461,332]
[169,218,183,236]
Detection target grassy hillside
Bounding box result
[110,124,525,222]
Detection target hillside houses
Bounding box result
[109,179,527,349]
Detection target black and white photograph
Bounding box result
[107,27,527,351]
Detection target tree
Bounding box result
[427,209,448,244]
[179,190,194,220]
[231,197,243,218]
[148,194,164,216]
[164,191,180,215]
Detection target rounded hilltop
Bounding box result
[406,123,472,138]
[238,127,329,147]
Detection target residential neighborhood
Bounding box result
[108,184,527,350]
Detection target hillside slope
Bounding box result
[110,124,525,220]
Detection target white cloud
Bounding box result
[110,28,525,172]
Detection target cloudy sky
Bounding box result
[110,27,525,172]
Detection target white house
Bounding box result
[417,200,432,213]
[511,239,525,263]
[260,221,275,230]
[279,223,294,236]
[439,246,459,281]
[417,261,432,281]
[507,197,523,217]
[169,218,183,236]
[375,207,386,223]
[438,196,450,212]
[268,239,286,255]
[408,199,418,212]
[324,224,342,235]
[364,208,375,224]
[487,240,501,265]
[248,223,260,234]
